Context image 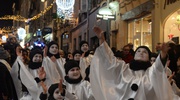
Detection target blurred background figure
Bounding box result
[150,53,158,65]
[4,34,19,66]
[167,41,177,73]
[114,50,123,61]
[59,49,65,58]
[121,45,133,63]
[0,46,18,100]
[128,43,135,56]
[155,43,162,54]
[73,50,81,65]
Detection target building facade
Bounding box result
[153,0,180,51]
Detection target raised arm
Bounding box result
[160,42,169,59]
[93,26,105,45]
[160,42,170,66]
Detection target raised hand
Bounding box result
[40,81,48,94]
[58,79,64,94]
[50,56,56,62]
[93,26,105,45]
[160,42,170,59]
[81,52,85,58]
[16,46,22,57]
[43,46,48,57]
[38,67,46,80]
[168,72,175,85]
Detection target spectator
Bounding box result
[121,45,134,63]
[72,50,81,65]
[0,46,18,100]
[155,42,161,54]
[4,34,19,66]
[79,41,93,79]
[150,53,158,65]
[128,43,135,56]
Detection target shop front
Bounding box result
[164,8,180,44]
[128,15,152,51]
[153,0,180,51]
[119,0,154,51]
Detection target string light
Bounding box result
[0,1,55,22]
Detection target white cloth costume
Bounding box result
[90,42,180,100]
[10,56,24,99]
[63,80,95,100]
[42,57,65,83]
[80,54,93,79]
[10,56,51,100]
[165,67,180,96]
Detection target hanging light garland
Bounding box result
[0,15,27,22]
[30,2,55,21]
[0,1,55,22]
[0,27,16,33]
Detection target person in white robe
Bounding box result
[79,41,93,79]
[11,48,51,100]
[42,41,65,82]
[63,60,95,100]
[90,26,180,100]
[39,67,77,100]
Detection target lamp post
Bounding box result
[96,0,119,45]
[96,4,116,45]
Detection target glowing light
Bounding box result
[56,0,74,19]
[176,15,180,24]
[56,0,75,10]
[2,36,7,42]
[17,27,26,40]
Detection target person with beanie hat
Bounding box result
[90,26,180,100]
[42,41,65,84]
[39,70,78,100]
[62,60,95,100]
[72,50,81,65]
[39,81,66,100]
[79,41,93,79]
[10,47,53,100]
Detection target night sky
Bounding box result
[0,0,18,28]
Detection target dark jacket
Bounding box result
[0,62,18,100]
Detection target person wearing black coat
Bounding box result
[0,47,18,100]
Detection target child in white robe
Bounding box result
[11,48,51,100]
[79,41,93,79]
[42,41,65,83]
[63,60,95,100]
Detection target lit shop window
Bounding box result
[128,15,152,51]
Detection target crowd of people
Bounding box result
[1,26,180,100]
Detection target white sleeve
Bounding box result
[42,57,61,83]
[90,41,125,100]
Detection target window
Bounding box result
[128,15,152,51]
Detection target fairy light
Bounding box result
[0,1,55,22]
